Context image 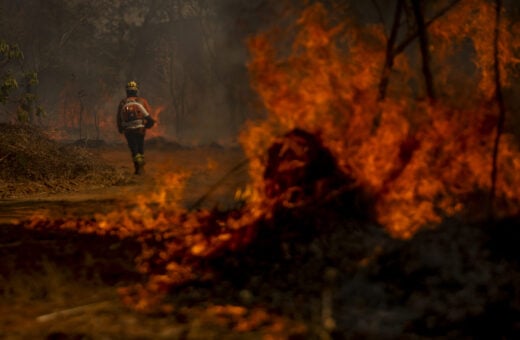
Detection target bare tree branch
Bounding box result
[58,14,89,49]
[394,0,463,56]
[410,0,435,100]
[490,0,506,217]
[378,0,404,101]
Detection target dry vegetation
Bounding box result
[0,123,128,198]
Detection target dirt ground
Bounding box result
[0,144,249,224]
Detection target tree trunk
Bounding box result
[490,0,506,216]
[410,0,435,101]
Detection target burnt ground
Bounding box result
[1,141,277,339]
[1,130,520,339]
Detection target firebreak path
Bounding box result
[0,147,249,225]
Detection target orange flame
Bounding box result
[241,2,520,238]
[145,105,166,139]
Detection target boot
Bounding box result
[136,162,144,175]
[133,154,145,175]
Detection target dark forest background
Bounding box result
[0,0,277,145]
[1,0,520,145]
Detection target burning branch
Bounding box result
[188,158,249,211]
[36,300,114,322]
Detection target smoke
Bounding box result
[0,0,280,146]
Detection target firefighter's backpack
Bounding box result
[122,97,149,122]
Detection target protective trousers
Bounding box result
[124,130,145,175]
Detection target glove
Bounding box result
[145,116,155,129]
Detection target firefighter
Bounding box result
[117,81,155,175]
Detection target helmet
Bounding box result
[126,81,138,91]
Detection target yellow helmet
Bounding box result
[126,81,138,91]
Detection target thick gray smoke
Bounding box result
[0,0,279,146]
